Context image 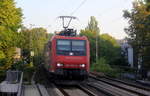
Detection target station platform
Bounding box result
[24,85,41,96]
[0,70,22,95]
[0,81,19,93]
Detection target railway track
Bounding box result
[91,72,150,91]
[90,72,150,96]
[55,84,98,96]
[23,84,49,96]
[35,66,101,96]
[87,82,136,96]
[55,85,70,96]
[35,66,150,96]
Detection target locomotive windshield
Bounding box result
[72,41,85,51]
[57,39,86,56]
[57,40,71,51]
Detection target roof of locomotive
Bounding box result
[51,35,88,41]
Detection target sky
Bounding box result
[15,0,134,39]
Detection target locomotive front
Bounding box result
[51,36,90,79]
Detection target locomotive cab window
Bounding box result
[57,39,86,56]
[72,40,86,56]
[57,40,71,51]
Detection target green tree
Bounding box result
[80,29,97,63]
[19,27,51,66]
[0,0,22,31]
[85,16,100,34]
[81,16,127,75]
[80,16,123,65]
[0,0,22,70]
[100,34,122,65]
[31,28,48,56]
[81,16,100,63]
[123,0,150,68]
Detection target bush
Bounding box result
[13,59,35,83]
[91,57,119,77]
[23,67,35,83]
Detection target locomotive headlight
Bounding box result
[80,64,85,68]
[57,63,63,67]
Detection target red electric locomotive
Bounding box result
[44,16,90,80]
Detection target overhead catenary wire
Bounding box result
[70,0,88,15]
[47,0,88,33]
[97,0,132,29]
[48,0,87,32]
[103,0,132,25]
[98,0,131,17]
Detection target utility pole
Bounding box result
[96,31,98,63]
[29,24,35,66]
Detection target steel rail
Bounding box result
[36,84,49,96]
[90,75,148,96]
[91,72,150,91]
[36,84,43,96]
[87,83,116,96]
[56,86,70,96]
[77,85,98,96]
[104,76,150,91]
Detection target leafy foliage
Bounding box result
[80,30,122,64]
[80,16,100,63]
[123,0,150,68]
[85,16,100,34]
[99,34,122,65]
[80,29,97,63]
[91,57,111,72]
[91,57,119,77]
[0,0,22,32]
[0,0,22,70]
[19,27,51,66]
[10,27,51,82]
[80,16,126,75]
